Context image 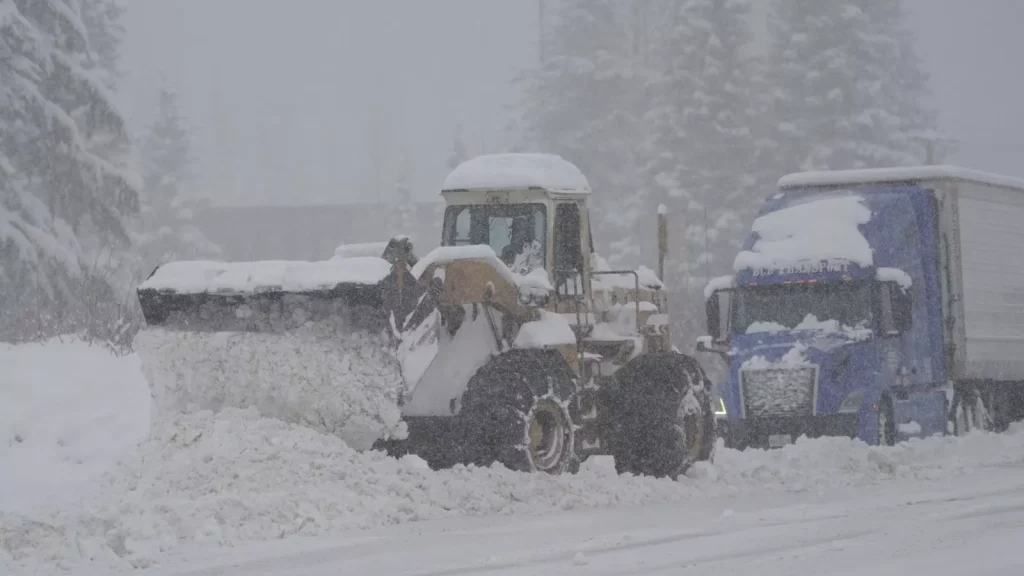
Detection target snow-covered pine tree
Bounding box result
[645,0,762,287]
[514,0,649,268]
[137,87,222,272]
[764,0,936,176]
[0,0,140,343]
[640,0,762,357]
[79,0,125,89]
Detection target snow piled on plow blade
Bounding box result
[135,320,407,451]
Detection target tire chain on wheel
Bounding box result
[597,353,716,479]
[454,349,581,474]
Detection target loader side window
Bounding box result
[554,203,583,294]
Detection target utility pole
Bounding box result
[538,0,546,64]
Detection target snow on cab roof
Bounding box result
[779,165,1024,191]
[442,153,591,194]
[733,195,873,273]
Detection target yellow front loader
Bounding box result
[136,153,716,476]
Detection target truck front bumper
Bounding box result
[722,414,859,450]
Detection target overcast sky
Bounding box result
[118,0,1024,207]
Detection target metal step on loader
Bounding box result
[135,153,717,476]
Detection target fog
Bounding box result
[119,0,1024,207]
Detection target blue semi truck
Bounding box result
[699,166,1024,448]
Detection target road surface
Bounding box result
[124,463,1024,576]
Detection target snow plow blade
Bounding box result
[133,237,428,450]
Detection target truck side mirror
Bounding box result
[891,284,912,333]
[879,281,912,336]
[706,295,721,341]
[705,290,731,343]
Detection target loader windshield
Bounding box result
[444,203,547,274]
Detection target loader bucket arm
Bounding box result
[397,246,561,418]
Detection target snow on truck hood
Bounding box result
[733,195,873,273]
[138,256,394,294]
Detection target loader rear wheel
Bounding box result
[599,353,716,479]
[456,350,579,474]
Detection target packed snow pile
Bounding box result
[135,322,406,452]
[733,195,873,272]
[0,408,695,572]
[5,339,1024,574]
[713,423,1024,492]
[0,339,150,517]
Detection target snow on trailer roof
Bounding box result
[138,257,393,295]
[442,153,591,194]
[778,165,1024,191]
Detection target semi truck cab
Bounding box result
[700,166,1024,449]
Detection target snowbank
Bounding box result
[6,408,1024,573]
[0,339,150,517]
[443,153,591,194]
[5,340,1024,574]
[711,425,1024,493]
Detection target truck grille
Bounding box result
[740,366,818,418]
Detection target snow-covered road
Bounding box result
[128,464,1024,576]
[5,339,1024,575]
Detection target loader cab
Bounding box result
[440,153,596,311]
[439,189,594,304]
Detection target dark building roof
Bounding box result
[193,202,445,262]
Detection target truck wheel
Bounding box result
[456,350,579,474]
[877,397,896,446]
[599,353,716,479]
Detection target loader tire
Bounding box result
[456,350,580,474]
[599,352,716,479]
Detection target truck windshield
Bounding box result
[731,282,872,335]
[443,203,547,275]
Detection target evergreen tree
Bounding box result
[764,0,935,175]
[137,87,221,270]
[0,0,140,342]
[636,0,763,358]
[80,0,125,89]
[645,0,762,290]
[515,0,648,267]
